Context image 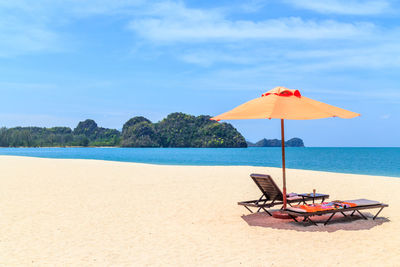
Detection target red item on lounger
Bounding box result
[292,201,357,212]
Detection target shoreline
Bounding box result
[0,154,399,178]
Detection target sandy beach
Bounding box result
[0,156,399,266]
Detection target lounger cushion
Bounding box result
[286,199,383,214]
[287,196,303,201]
[344,199,381,206]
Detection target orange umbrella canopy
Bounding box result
[212,86,360,121]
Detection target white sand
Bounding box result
[0,156,399,266]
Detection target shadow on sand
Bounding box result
[241,210,390,232]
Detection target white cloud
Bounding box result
[284,42,400,69]
[0,11,62,57]
[128,2,376,42]
[123,1,400,73]
[179,47,264,66]
[124,0,400,75]
[167,34,400,72]
[0,0,145,57]
[285,0,391,15]
[0,0,399,74]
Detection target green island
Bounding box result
[0,112,304,148]
[0,112,247,148]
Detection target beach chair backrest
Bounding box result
[250,174,283,201]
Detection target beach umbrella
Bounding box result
[211,86,360,211]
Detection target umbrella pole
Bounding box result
[281,119,287,209]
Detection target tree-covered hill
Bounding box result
[0,113,247,148]
[121,116,160,147]
[120,113,247,148]
[156,113,246,147]
[74,119,120,146]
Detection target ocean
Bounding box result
[0,147,399,177]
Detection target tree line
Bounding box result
[0,112,247,148]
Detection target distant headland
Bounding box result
[0,112,247,148]
[247,138,304,147]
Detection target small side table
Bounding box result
[298,193,329,204]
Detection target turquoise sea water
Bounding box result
[0,147,399,177]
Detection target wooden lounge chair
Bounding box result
[284,199,388,226]
[238,174,329,216]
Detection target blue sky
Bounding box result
[0,0,399,146]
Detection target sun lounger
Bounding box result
[238,174,329,216]
[284,199,388,226]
